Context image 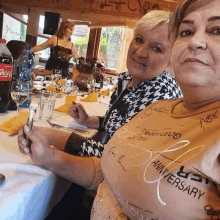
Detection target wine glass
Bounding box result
[54,69,62,77]
[11,80,29,114]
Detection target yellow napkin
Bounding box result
[100,89,109,96]
[57,79,66,86]
[56,91,64,96]
[66,95,77,103]
[110,86,115,92]
[80,92,98,102]
[46,84,57,92]
[55,104,70,113]
[55,95,76,113]
[72,66,79,81]
[0,111,29,134]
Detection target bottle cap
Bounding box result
[0,39,6,43]
[25,45,31,50]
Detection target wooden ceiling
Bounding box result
[0,0,176,28]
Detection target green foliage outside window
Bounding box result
[98,27,124,70]
[20,23,26,41]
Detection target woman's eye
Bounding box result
[151,46,161,53]
[212,28,220,35]
[179,30,193,37]
[135,37,144,44]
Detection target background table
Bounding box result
[0,93,109,220]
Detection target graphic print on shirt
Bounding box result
[107,136,206,206]
[96,99,220,220]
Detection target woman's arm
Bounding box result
[31,36,55,53]
[17,125,102,188]
[69,102,100,129]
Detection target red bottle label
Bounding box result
[0,63,12,81]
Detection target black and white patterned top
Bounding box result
[65,71,182,158]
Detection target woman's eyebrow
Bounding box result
[181,20,194,25]
[208,16,220,22]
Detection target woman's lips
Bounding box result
[132,58,147,67]
[184,58,209,66]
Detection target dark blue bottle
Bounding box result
[19,45,34,108]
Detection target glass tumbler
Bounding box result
[38,91,56,120]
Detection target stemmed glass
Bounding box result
[11,80,29,114]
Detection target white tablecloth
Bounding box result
[0,92,109,220]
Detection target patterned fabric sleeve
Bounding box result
[65,132,105,158]
[65,72,182,158]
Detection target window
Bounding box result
[71,25,90,58]
[36,37,50,60]
[2,14,27,42]
[98,27,124,70]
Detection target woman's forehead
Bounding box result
[182,0,220,22]
[136,24,170,45]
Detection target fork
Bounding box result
[46,120,90,134]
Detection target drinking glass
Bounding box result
[11,80,29,114]
[62,80,74,95]
[87,78,95,94]
[38,91,56,120]
[65,85,78,105]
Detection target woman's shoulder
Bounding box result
[47,36,57,46]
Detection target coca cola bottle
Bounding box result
[0,39,13,113]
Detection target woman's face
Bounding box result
[172,0,220,88]
[65,26,74,38]
[126,23,172,83]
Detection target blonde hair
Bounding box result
[134,10,170,35]
[169,0,215,40]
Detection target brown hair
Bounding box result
[55,20,75,40]
[169,0,215,40]
[6,40,26,60]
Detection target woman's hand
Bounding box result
[17,125,55,166]
[69,101,89,125]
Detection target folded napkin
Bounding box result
[46,84,57,92]
[0,111,29,134]
[110,86,115,92]
[99,89,109,96]
[80,92,98,102]
[55,95,76,113]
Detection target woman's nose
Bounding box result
[136,44,148,58]
[189,31,207,51]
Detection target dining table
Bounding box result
[0,85,110,220]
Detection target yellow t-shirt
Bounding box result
[91,98,220,220]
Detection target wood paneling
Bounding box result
[30,0,70,10]
[69,0,175,19]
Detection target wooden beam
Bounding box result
[26,34,37,47]
[86,27,101,59]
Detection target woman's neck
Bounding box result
[180,85,220,109]
[63,36,69,42]
[127,78,141,88]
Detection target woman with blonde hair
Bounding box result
[31,20,80,78]
[18,9,188,219]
